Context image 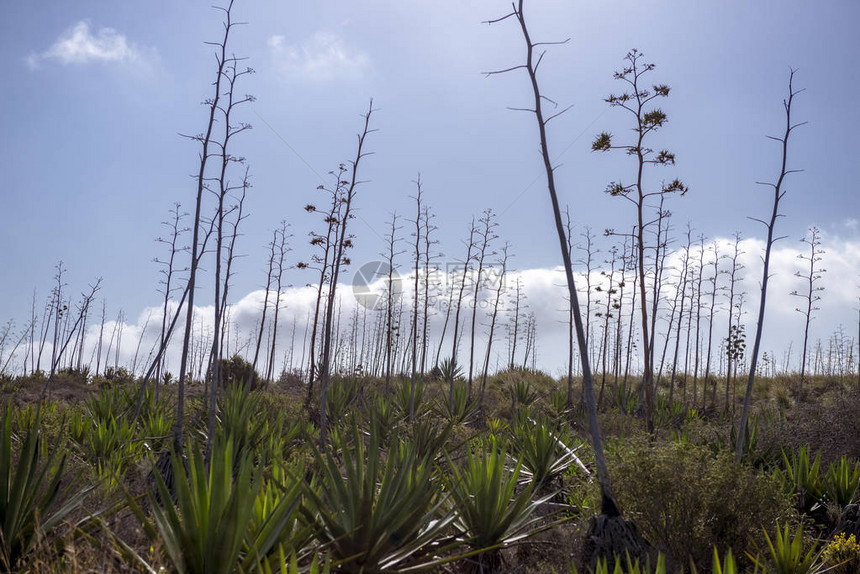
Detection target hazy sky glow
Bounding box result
[1,1,858,375]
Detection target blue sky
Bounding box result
[1,1,859,374]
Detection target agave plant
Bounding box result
[13,401,58,433]
[548,388,570,421]
[408,419,454,463]
[216,383,269,458]
[88,385,134,422]
[485,417,508,438]
[324,376,361,423]
[776,447,824,514]
[728,414,778,469]
[70,405,140,487]
[259,548,331,574]
[0,404,92,571]
[509,414,588,490]
[137,385,174,452]
[612,384,638,416]
[434,383,479,424]
[393,376,428,419]
[253,461,316,570]
[141,408,174,453]
[303,424,456,573]
[69,386,145,485]
[711,548,741,574]
[507,380,539,414]
[254,412,312,465]
[366,393,401,444]
[124,438,303,574]
[748,522,826,574]
[654,394,687,429]
[581,552,668,574]
[137,380,170,415]
[446,438,554,572]
[822,456,860,508]
[437,357,464,383]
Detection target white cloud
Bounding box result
[268,31,370,83]
[27,21,151,70]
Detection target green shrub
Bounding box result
[217,355,261,391]
[608,438,796,570]
[98,366,136,387]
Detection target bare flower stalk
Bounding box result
[174,1,232,451]
[154,203,189,391]
[735,70,805,462]
[409,176,423,420]
[447,218,477,407]
[486,0,620,518]
[593,49,688,431]
[480,243,510,410]
[791,225,825,394]
[318,100,375,445]
[40,277,102,401]
[467,209,498,396]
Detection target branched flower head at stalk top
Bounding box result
[653,84,670,96]
[604,182,629,196]
[606,93,631,104]
[592,132,612,152]
[643,109,667,128]
[654,150,676,165]
[662,178,689,196]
